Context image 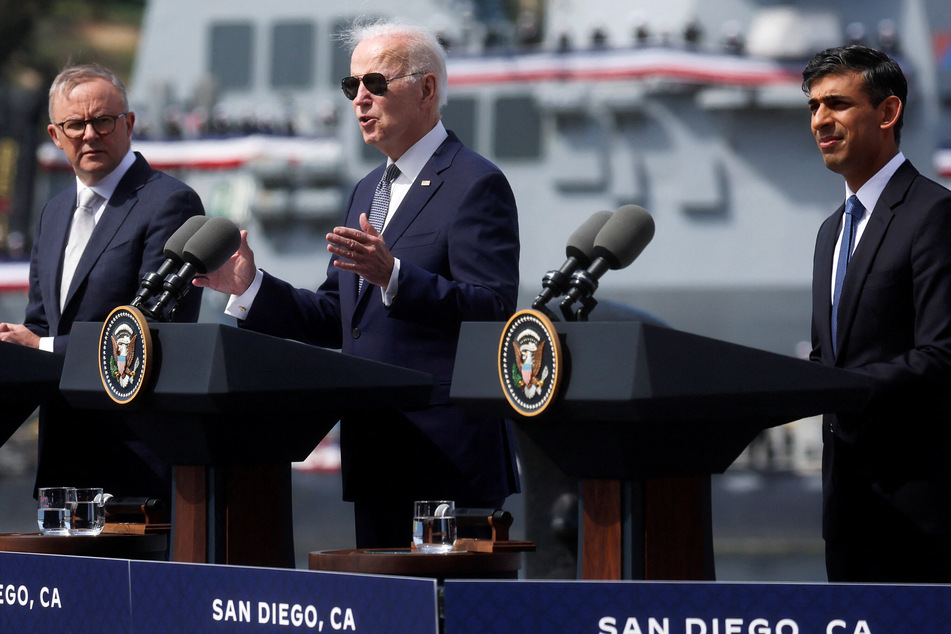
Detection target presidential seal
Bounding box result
[99,305,153,404]
[498,309,562,416]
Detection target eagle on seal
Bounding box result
[514,339,546,388]
[111,323,137,384]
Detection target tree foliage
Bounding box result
[0,0,143,86]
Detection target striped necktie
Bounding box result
[360,163,400,292]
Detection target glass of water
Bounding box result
[37,487,76,535]
[69,488,109,535]
[413,500,457,553]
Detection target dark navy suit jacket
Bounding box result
[25,153,203,351]
[811,160,951,543]
[243,131,521,503]
[26,152,204,498]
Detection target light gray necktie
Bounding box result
[60,188,102,311]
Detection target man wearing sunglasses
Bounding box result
[196,21,520,547]
[0,63,204,505]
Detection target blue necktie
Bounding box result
[831,195,864,355]
[360,163,400,292]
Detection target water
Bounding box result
[69,501,104,535]
[3,436,825,579]
[36,508,70,535]
[413,517,457,553]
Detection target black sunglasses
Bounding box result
[341,72,424,100]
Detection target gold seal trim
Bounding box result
[98,305,153,405]
[498,309,562,417]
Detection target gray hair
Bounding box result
[341,20,448,108]
[48,64,129,122]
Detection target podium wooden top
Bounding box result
[308,548,523,579]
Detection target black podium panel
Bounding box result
[59,322,435,465]
[452,320,872,479]
[1,342,64,446]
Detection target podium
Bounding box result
[0,341,64,446]
[451,320,872,580]
[59,322,434,567]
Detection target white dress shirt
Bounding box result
[39,149,137,352]
[226,122,450,319]
[829,151,905,302]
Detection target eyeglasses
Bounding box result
[55,113,128,139]
[341,72,424,100]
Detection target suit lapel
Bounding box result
[834,160,915,361]
[381,133,460,248]
[814,208,840,360]
[45,194,77,323]
[354,133,461,305]
[61,155,149,312]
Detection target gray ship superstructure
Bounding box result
[31,0,951,359]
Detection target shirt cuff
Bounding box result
[382,258,400,307]
[38,336,54,353]
[224,269,264,320]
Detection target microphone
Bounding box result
[131,216,209,310]
[532,210,613,315]
[559,205,655,320]
[147,217,242,320]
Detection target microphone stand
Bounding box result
[530,298,561,322]
[575,295,598,321]
[559,269,600,322]
[559,295,597,322]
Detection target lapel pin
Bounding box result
[421,180,431,186]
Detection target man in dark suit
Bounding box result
[804,45,951,582]
[196,21,520,547]
[0,64,203,500]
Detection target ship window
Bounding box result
[210,23,254,90]
[442,97,477,149]
[271,22,315,88]
[493,96,541,159]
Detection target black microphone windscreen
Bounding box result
[182,217,241,274]
[565,210,613,265]
[593,205,655,269]
[164,215,209,260]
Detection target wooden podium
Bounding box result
[59,322,434,568]
[450,320,872,580]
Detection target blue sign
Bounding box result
[444,580,951,634]
[8,552,951,634]
[0,552,131,633]
[130,560,438,633]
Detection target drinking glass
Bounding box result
[37,487,76,536]
[412,500,457,553]
[69,488,108,535]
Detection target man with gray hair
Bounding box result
[196,21,521,547]
[0,63,204,502]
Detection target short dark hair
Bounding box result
[802,45,907,145]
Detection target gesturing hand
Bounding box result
[327,213,395,288]
[192,230,257,296]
